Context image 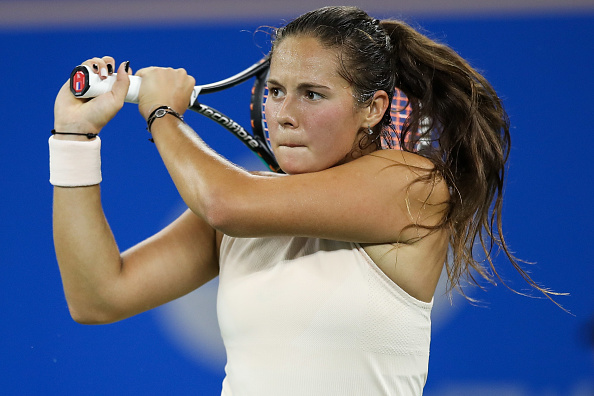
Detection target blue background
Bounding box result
[0,12,593,396]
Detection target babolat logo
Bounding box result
[197,104,260,148]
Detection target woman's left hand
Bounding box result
[54,58,131,136]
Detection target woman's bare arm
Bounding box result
[52,58,218,324]
[53,185,219,324]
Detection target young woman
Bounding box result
[50,6,556,395]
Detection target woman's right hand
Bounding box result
[54,56,131,137]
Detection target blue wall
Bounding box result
[1,13,593,395]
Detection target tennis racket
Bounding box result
[69,54,280,172]
[69,54,426,174]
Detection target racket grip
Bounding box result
[69,65,200,106]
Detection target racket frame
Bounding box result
[187,55,281,172]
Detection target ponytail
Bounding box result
[382,20,561,302]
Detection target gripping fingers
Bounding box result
[110,61,132,102]
[71,59,139,103]
[82,56,114,80]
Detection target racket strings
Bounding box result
[388,89,435,153]
[386,88,413,150]
[261,87,270,142]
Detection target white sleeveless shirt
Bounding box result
[217,236,432,396]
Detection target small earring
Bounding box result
[367,125,374,135]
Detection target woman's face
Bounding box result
[265,36,369,174]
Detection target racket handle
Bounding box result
[69,65,200,106]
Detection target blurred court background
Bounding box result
[1,0,593,394]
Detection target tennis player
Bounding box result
[50,6,556,395]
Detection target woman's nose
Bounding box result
[272,96,298,129]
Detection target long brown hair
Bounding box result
[273,6,563,304]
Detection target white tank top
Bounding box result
[217,236,433,396]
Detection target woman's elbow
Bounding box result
[199,191,247,237]
[66,300,123,325]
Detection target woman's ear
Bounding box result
[363,90,390,128]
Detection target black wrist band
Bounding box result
[51,130,98,139]
[146,106,185,142]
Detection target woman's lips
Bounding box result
[280,142,305,148]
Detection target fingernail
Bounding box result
[100,67,108,78]
[124,61,130,73]
[92,63,98,71]
[107,64,113,74]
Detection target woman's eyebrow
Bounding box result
[267,78,330,91]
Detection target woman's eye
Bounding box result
[306,91,323,100]
[269,87,283,98]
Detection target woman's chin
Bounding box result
[275,151,312,174]
[279,163,309,175]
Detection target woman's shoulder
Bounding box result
[364,149,450,205]
[367,148,435,170]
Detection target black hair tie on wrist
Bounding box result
[146,106,185,143]
[51,129,98,139]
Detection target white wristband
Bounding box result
[49,135,102,187]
